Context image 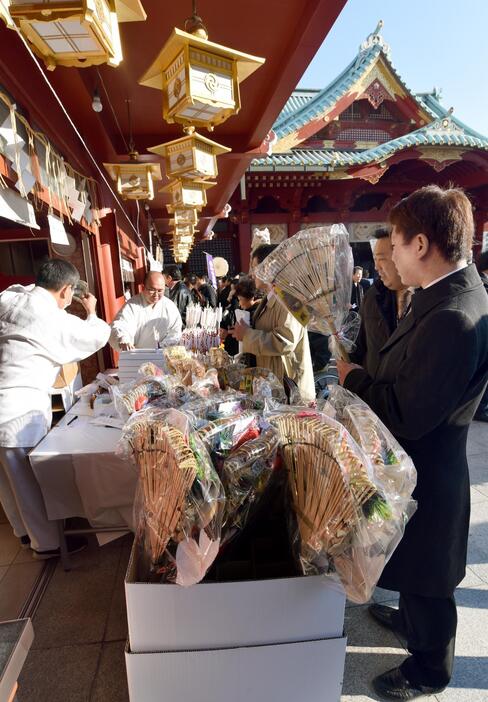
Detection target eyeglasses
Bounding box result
[145,287,164,294]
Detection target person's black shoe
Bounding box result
[20,535,31,549]
[32,536,87,561]
[474,410,488,423]
[372,666,445,700]
[368,603,403,634]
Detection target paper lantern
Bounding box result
[139,27,264,131]
[162,178,215,208]
[103,154,162,201]
[8,0,145,70]
[148,131,230,180]
[166,204,199,227]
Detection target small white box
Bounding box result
[125,544,346,653]
[125,636,347,702]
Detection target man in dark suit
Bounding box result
[350,265,371,310]
[337,185,488,700]
[162,265,191,326]
[351,228,411,376]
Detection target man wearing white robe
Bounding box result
[0,259,110,558]
[109,272,182,351]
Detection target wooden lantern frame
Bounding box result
[148,131,230,180]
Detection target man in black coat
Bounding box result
[351,228,411,376]
[474,251,488,421]
[337,186,488,700]
[350,265,371,310]
[163,265,191,326]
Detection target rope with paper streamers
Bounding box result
[0,90,102,227]
[8,24,153,255]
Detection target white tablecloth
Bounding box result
[29,411,137,530]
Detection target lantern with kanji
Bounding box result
[138,25,264,131]
[148,131,230,180]
[163,178,215,208]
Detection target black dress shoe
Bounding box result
[368,603,403,634]
[32,535,87,561]
[372,666,446,700]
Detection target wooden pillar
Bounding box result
[238,221,252,273]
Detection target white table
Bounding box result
[29,406,137,568]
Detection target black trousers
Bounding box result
[393,592,457,688]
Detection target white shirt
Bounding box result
[0,285,111,447]
[423,263,468,289]
[109,293,182,351]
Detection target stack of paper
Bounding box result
[118,349,164,384]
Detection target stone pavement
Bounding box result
[342,419,488,702]
[1,421,486,700]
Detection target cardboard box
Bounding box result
[125,543,346,653]
[125,636,347,702]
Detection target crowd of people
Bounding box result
[0,184,487,700]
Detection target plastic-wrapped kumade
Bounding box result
[111,375,177,421]
[325,385,418,510]
[223,366,287,404]
[254,225,359,361]
[120,408,225,586]
[220,425,280,545]
[267,408,416,603]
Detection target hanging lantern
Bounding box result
[173,223,195,240]
[148,131,230,181]
[0,1,13,27]
[138,9,265,131]
[103,151,162,201]
[8,0,146,70]
[162,178,215,208]
[166,204,199,227]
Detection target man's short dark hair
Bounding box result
[374,227,390,240]
[36,259,79,291]
[162,265,182,281]
[353,266,363,274]
[251,244,278,265]
[235,276,256,300]
[198,274,208,284]
[389,185,474,262]
[187,274,197,286]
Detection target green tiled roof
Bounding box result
[251,117,488,172]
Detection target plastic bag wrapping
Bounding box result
[198,411,260,457]
[253,225,357,361]
[223,366,287,404]
[179,391,252,429]
[325,385,417,511]
[122,407,225,586]
[111,375,178,421]
[267,407,416,603]
[220,425,280,546]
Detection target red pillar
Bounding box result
[238,222,252,273]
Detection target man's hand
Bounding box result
[119,342,135,351]
[337,359,362,385]
[80,292,97,316]
[229,320,250,341]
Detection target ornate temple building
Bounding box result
[231,22,488,270]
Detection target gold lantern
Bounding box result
[148,131,230,181]
[103,151,162,201]
[138,21,265,131]
[0,1,13,27]
[8,0,146,70]
[162,178,215,209]
[166,204,199,227]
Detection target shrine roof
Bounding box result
[251,116,488,172]
[273,23,435,140]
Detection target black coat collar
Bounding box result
[379,264,482,355]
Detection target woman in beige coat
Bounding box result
[230,245,316,403]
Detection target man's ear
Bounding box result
[416,233,430,260]
[58,284,71,302]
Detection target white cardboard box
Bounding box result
[125,636,347,702]
[125,544,346,653]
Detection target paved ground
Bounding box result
[1,421,486,701]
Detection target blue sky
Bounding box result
[298,0,488,137]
